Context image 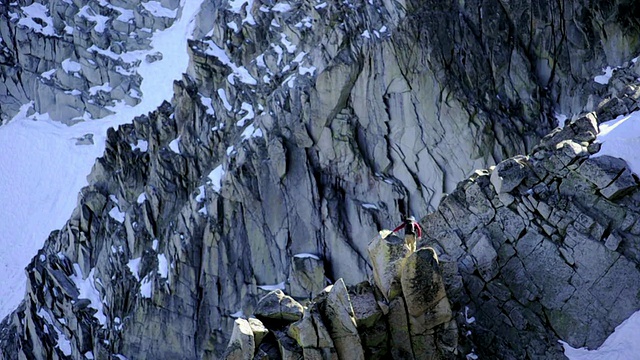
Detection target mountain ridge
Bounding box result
[2,0,640,358]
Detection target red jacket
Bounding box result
[393,219,422,238]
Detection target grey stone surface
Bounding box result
[317,279,364,360]
[222,319,255,360]
[367,231,408,301]
[254,290,304,322]
[287,255,326,300]
[2,0,640,359]
[401,248,447,317]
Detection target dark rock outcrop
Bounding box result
[2,0,640,359]
[226,235,458,360]
[422,112,640,358]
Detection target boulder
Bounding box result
[273,330,304,360]
[317,279,365,360]
[247,318,268,349]
[401,247,448,317]
[287,311,334,350]
[349,282,383,329]
[367,230,408,301]
[387,297,414,359]
[222,319,255,360]
[254,290,304,322]
[490,156,530,194]
[577,156,631,189]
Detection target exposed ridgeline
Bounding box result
[1,0,640,359]
[220,236,458,360]
[0,0,180,123]
[422,110,640,358]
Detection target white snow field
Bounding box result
[0,0,204,320]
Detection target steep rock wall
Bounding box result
[422,110,640,358]
[1,0,640,359]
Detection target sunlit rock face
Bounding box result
[1,0,640,359]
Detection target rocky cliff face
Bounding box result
[220,236,457,360]
[422,110,640,359]
[1,0,640,359]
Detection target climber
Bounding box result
[392,216,422,253]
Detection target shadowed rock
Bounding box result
[401,247,447,317]
[255,290,304,322]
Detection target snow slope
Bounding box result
[561,110,640,359]
[0,0,203,320]
[562,311,640,359]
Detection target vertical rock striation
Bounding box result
[1,0,640,359]
[422,111,640,358]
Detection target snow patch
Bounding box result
[280,33,296,53]
[595,110,640,175]
[18,3,56,36]
[293,52,306,63]
[594,66,614,85]
[227,21,239,32]
[271,3,292,12]
[562,310,640,360]
[464,306,475,324]
[89,83,112,96]
[230,310,244,318]
[109,207,125,223]
[299,65,316,76]
[157,253,169,278]
[78,5,110,33]
[227,0,255,25]
[293,253,320,260]
[208,165,225,192]
[139,276,153,298]
[295,16,313,29]
[258,282,285,291]
[237,102,255,126]
[556,113,568,128]
[70,264,107,325]
[127,257,142,281]
[41,69,56,80]
[217,88,233,111]
[195,185,206,202]
[131,139,149,152]
[169,136,181,154]
[241,124,263,140]
[200,94,216,115]
[271,44,283,65]
[61,59,82,73]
